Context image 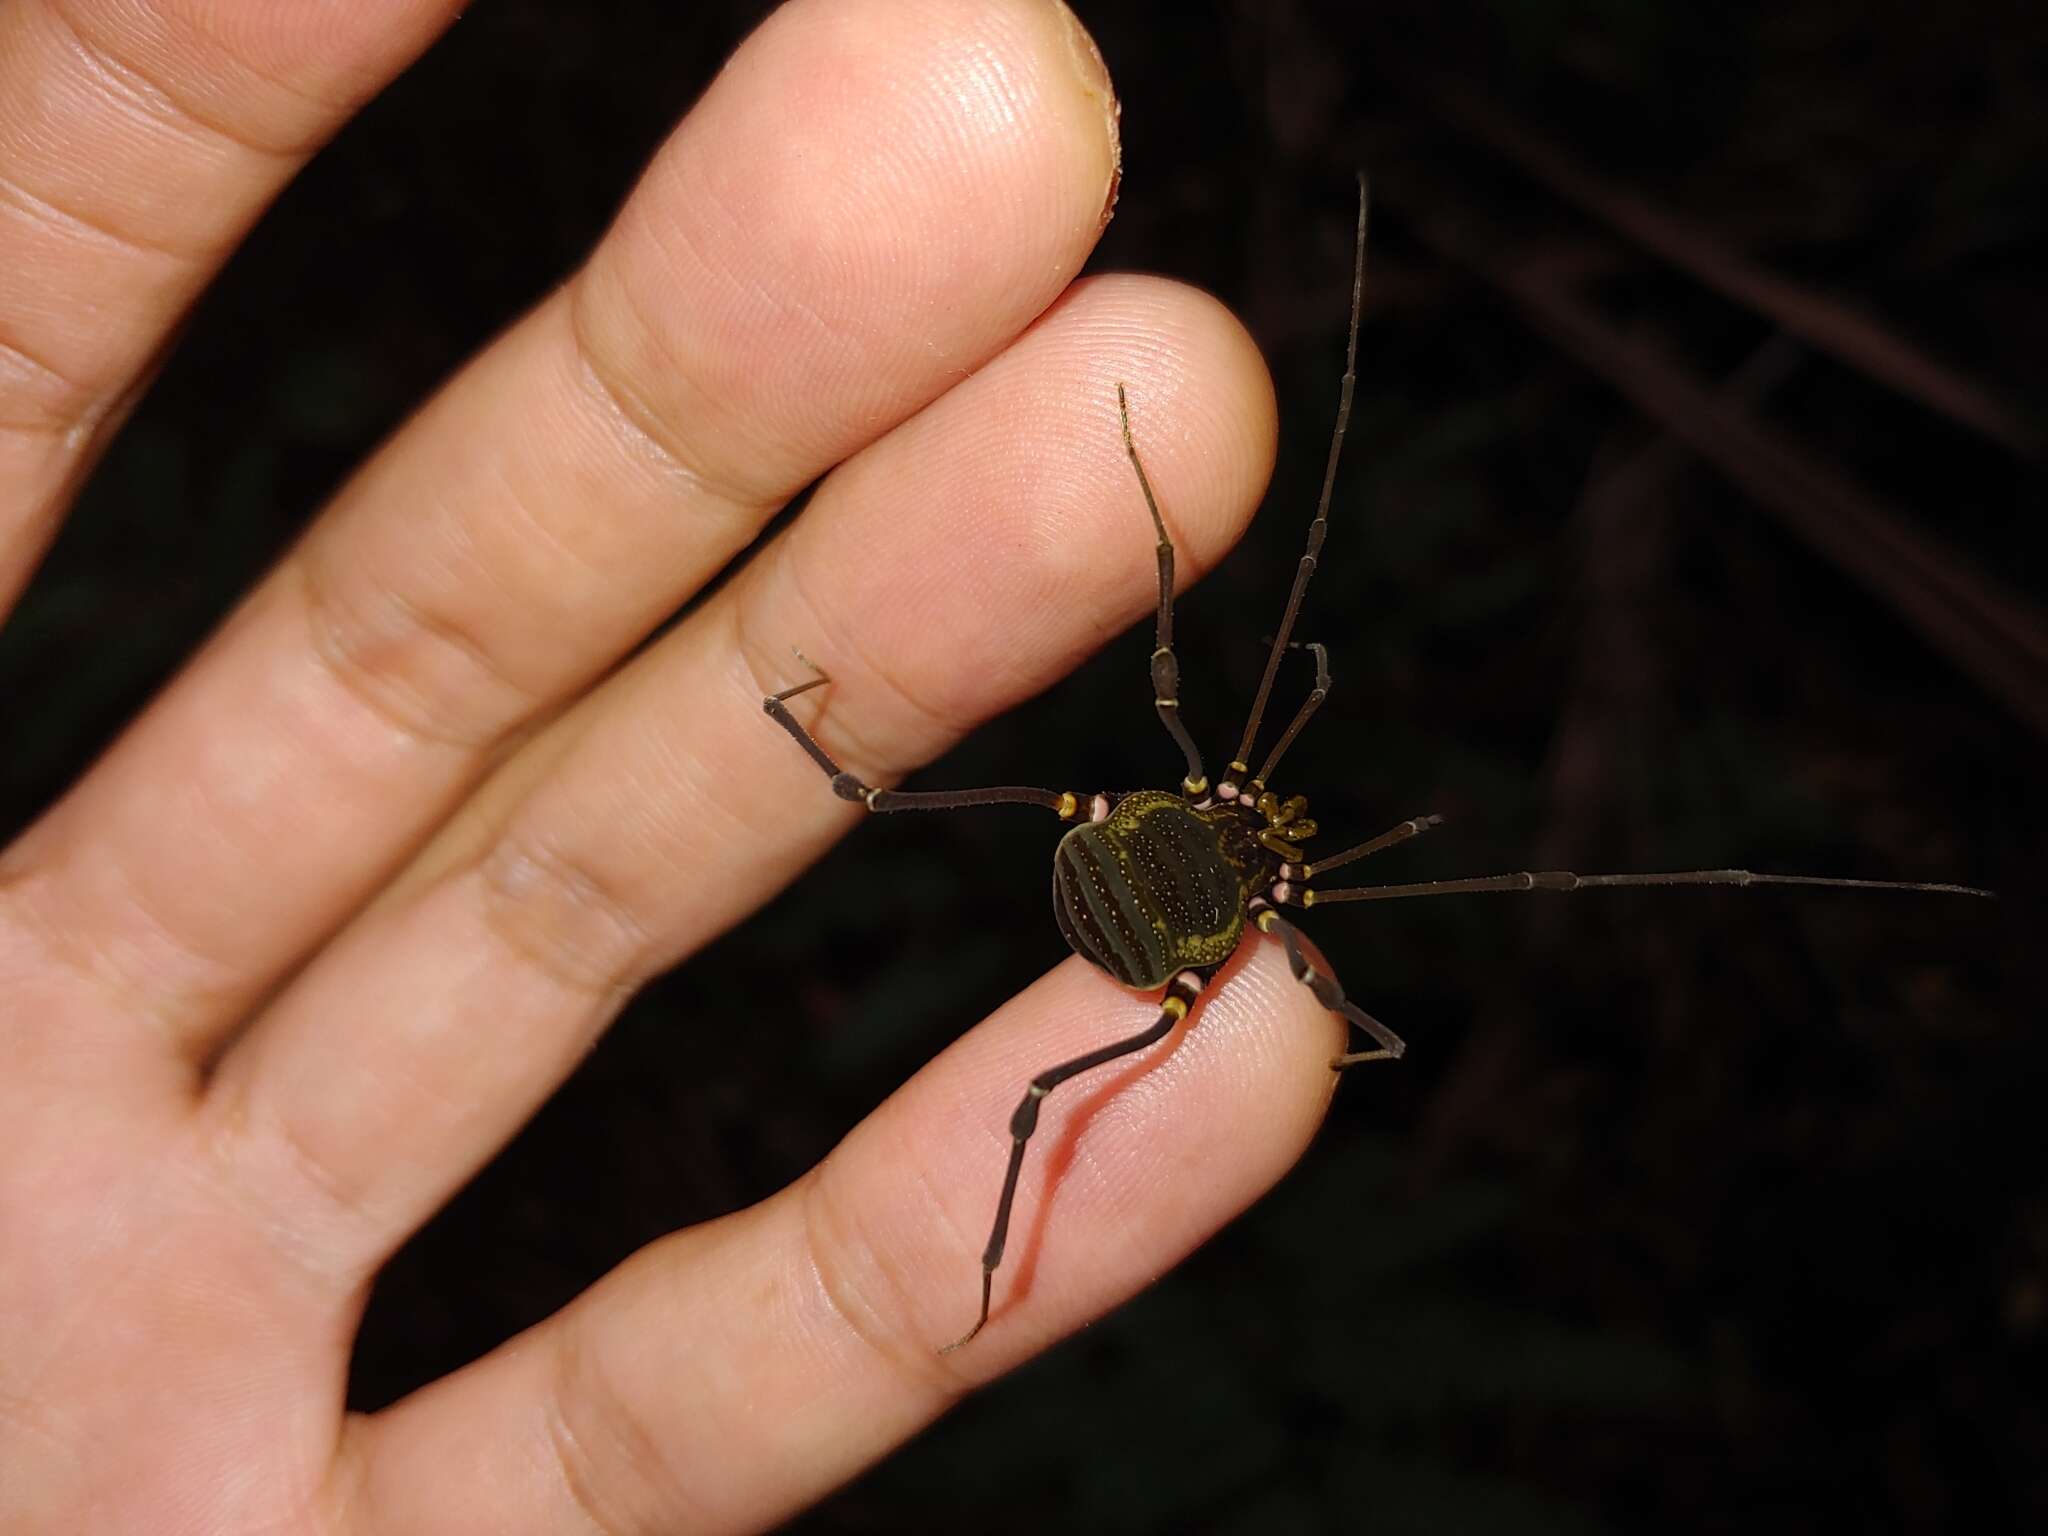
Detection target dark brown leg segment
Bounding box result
[1224,176,1368,799]
[1290,813,1446,882]
[1116,384,1207,797]
[1251,901,1408,1069]
[765,667,1075,816]
[1293,868,1993,905]
[939,969,1207,1353]
[1246,641,1330,793]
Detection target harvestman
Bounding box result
[763,178,1988,1352]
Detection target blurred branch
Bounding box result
[1536,336,1807,872]
[1417,211,2048,745]
[1425,83,2042,462]
[1409,212,2048,742]
[1409,337,1803,1189]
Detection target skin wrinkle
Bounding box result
[294,552,525,756]
[797,1162,966,1401]
[741,536,954,786]
[895,1112,986,1297]
[313,339,717,719]
[8,1135,198,1406]
[543,1323,673,1536]
[469,825,657,1007]
[612,677,760,891]
[51,0,384,127]
[557,625,784,898]
[0,320,96,434]
[207,1074,395,1293]
[427,443,578,630]
[627,170,885,486]
[294,545,544,754]
[0,843,241,1055]
[0,154,200,287]
[37,0,309,162]
[1052,1090,1154,1273]
[0,1370,84,1476]
[562,264,750,516]
[726,597,886,792]
[480,716,705,975]
[781,513,968,763]
[314,1425,373,1536]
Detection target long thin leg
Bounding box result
[1117,384,1207,797]
[939,968,1208,1353]
[1223,174,1369,801]
[764,666,1080,818]
[1279,814,1445,886]
[1247,642,1331,791]
[1291,868,1994,905]
[1250,900,1408,1068]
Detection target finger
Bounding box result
[336,941,1342,1535]
[0,0,469,612]
[199,273,1280,1288]
[1,0,1120,1062]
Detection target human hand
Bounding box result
[0,1,1343,1530]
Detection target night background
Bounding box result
[2,0,2041,1530]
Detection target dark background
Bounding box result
[3,0,2041,1530]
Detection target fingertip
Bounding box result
[581,0,1125,497]
[1083,275,1283,577]
[747,270,1279,754]
[867,940,1344,1367]
[358,944,1355,1535]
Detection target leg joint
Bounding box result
[1009,1093,1043,1140]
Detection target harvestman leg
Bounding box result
[1287,868,1993,906]
[1243,641,1330,795]
[1117,385,1208,797]
[763,666,1079,817]
[1263,869,1987,1063]
[1275,813,1447,891]
[1222,175,1369,801]
[1250,900,1408,1069]
[940,968,1210,1353]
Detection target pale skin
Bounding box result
[0,1,1347,1531]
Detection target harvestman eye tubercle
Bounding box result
[761,176,1991,1354]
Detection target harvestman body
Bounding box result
[763,179,1988,1352]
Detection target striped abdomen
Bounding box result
[1052,791,1247,990]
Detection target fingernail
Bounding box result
[1050,0,1121,227]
